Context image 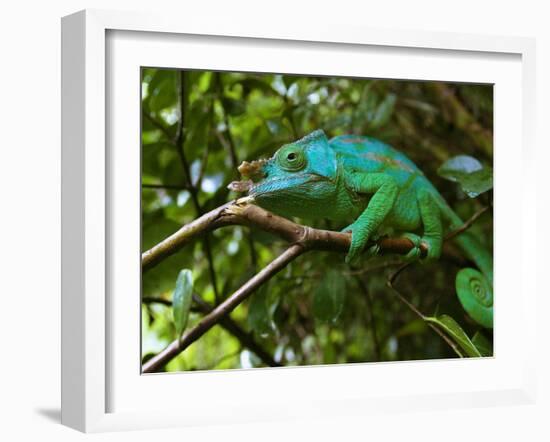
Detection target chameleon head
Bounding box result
[247,130,339,219]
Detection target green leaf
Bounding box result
[312,270,346,324]
[425,314,482,358]
[471,331,493,357]
[247,285,278,338]
[148,70,177,113]
[370,93,396,129]
[437,155,493,198]
[141,141,172,176]
[222,97,246,116]
[172,269,194,338]
[282,105,297,126]
[183,100,211,156]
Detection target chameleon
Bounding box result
[230,129,493,329]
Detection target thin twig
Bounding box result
[195,142,210,189]
[174,72,199,208]
[142,183,189,191]
[141,296,172,307]
[216,73,239,172]
[343,259,403,276]
[246,231,258,271]
[141,201,423,273]
[356,277,381,361]
[444,205,490,241]
[202,235,220,302]
[201,349,243,371]
[284,99,298,139]
[386,263,464,358]
[191,294,279,367]
[171,71,220,302]
[215,73,258,270]
[142,111,174,142]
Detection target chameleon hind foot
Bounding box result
[400,233,423,261]
[399,233,441,262]
[399,232,441,261]
[365,243,381,258]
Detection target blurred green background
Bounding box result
[141,68,493,372]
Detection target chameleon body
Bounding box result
[241,129,493,328]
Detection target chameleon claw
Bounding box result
[365,243,381,258]
[342,222,370,264]
[400,233,423,262]
[340,224,352,234]
[346,241,380,264]
[399,233,441,262]
[344,252,355,265]
[404,246,422,262]
[345,240,363,264]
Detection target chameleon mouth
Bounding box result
[247,173,328,197]
[227,179,254,193]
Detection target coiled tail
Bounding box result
[437,196,493,329]
[455,268,493,329]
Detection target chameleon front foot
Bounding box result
[341,223,373,264]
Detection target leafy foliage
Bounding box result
[172,269,194,339]
[438,155,493,197]
[141,68,493,371]
[425,315,482,357]
[312,270,347,324]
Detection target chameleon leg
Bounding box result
[416,189,443,260]
[342,173,399,263]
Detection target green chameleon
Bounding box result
[234,129,493,329]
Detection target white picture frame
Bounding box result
[61,9,537,433]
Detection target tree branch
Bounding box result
[191,294,280,367]
[142,201,234,272]
[142,244,305,373]
[141,199,424,273]
[142,294,279,367]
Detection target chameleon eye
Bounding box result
[276,145,306,171]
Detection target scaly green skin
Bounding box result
[247,130,493,328]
